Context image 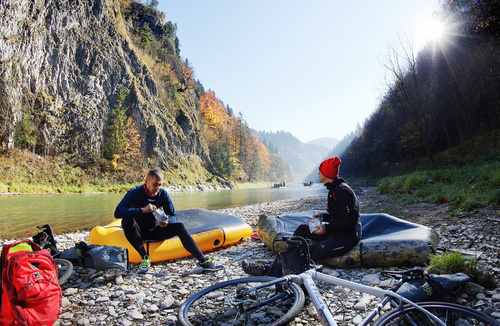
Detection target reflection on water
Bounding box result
[0,183,327,239]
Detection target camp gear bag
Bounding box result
[59,242,128,271]
[0,239,62,326]
[395,272,471,302]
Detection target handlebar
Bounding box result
[381,268,424,281]
[36,224,55,238]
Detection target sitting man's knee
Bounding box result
[293,224,310,237]
[172,222,187,231]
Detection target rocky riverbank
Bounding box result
[43,187,500,325]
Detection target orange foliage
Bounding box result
[199,91,234,135]
[199,91,275,181]
[252,134,271,171]
[182,62,195,87]
[153,61,179,85]
[120,117,144,170]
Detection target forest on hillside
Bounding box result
[342,0,500,177]
[198,91,293,182]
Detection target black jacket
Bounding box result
[322,178,361,241]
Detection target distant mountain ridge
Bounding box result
[254,131,338,182]
[306,137,339,149]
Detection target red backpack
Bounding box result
[0,240,62,326]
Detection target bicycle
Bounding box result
[32,224,74,285]
[178,236,499,326]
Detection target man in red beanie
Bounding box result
[242,156,361,276]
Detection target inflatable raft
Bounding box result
[257,211,439,268]
[90,208,252,263]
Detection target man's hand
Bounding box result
[158,220,169,228]
[312,213,321,219]
[313,225,325,235]
[142,204,157,213]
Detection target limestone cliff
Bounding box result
[0,0,211,173]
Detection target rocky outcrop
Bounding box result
[0,0,210,170]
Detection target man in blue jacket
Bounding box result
[115,168,216,272]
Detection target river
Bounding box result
[0,183,327,239]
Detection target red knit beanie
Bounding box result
[319,156,341,179]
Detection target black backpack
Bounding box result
[278,236,311,275]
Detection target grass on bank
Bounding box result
[0,149,223,194]
[427,251,480,276]
[376,131,500,213]
[378,160,500,214]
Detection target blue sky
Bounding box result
[159,1,442,143]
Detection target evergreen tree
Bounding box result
[104,88,129,160]
[14,110,35,149]
[139,22,153,50]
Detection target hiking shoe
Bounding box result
[198,256,216,269]
[139,255,151,273]
[241,260,265,276]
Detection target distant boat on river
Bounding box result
[271,182,286,188]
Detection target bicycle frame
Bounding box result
[242,267,447,326]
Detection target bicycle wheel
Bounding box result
[374,301,499,326]
[54,258,73,285]
[178,276,305,326]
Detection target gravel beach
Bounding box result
[9,187,500,325]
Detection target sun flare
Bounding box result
[418,17,447,43]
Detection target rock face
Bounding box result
[0,0,209,169]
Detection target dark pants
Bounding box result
[265,224,358,276]
[122,218,205,262]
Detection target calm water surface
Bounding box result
[0,183,327,238]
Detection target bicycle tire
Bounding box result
[54,258,73,285]
[373,301,500,326]
[178,276,305,326]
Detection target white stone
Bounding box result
[129,309,144,320]
[362,274,380,285]
[95,296,109,303]
[64,288,78,296]
[162,295,175,308]
[61,297,71,307]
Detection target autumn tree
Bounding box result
[198,91,285,181]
